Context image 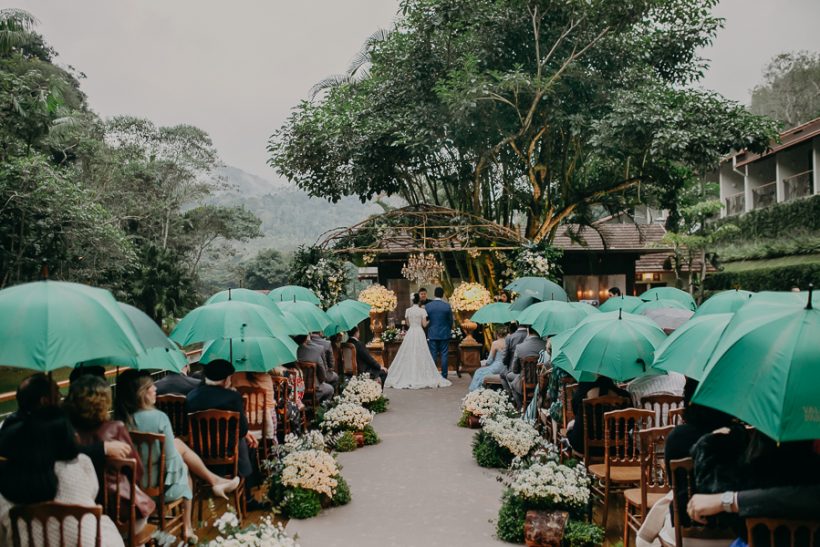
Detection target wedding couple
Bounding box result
[384,287,452,389]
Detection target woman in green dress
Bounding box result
[115,370,240,543]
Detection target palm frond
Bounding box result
[308,74,352,100]
[0,8,39,54]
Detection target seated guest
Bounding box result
[468,327,507,391]
[115,370,240,542]
[63,375,156,531]
[626,370,686,406]
[294,335,335,402]
[68,364,106,382]
[154,363,201,396]
[185,360,266,511]
[309,332,338,383]
[0,372,59,434]
[346,326,388,386]
[232,371,278,443]
[566,375,629,454]
[506,327,546,408]
[0,407,124,547]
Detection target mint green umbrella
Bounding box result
[598,295,643,313]
[205,288,285,316]
[505,277,568,302]
[692,291,820,442]
[510,294,540,313]
[651,313,733,380]
[640,287,696,311]
[277,301,332,333]
[567,302,601,316]
[471,302,516,325]
[693,289,754,317]
[170,301,303,347]
[550,328,596,382]
[0,281,145,372]
[324,299,371,335]
[201,336,298,372]
[269,285,321,306]
[551,311,667,382]
[633,298,691,315]
[515,301,587,337]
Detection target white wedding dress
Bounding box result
[384,305,452,389]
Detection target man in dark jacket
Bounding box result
[347,326,388,386]
[155,363,201,396]
[500,322,529,395]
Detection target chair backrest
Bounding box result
[128,431,165,498]
[668,406,685,426]
[156,394,188,437]
[520,356,540,408]
[101,457,138,545]
[603,408,655,468]
[332,344,343,376]
[341,343,357,376]
[561,381,578,430]
[746,518,820,547]
[296,361,317,407]
[641,394,684,427]
[638,425,674,513]
[668,457,736,546]
[582,395,631,465]
[10,502,103,547]
[187,410,241,474]
[271,375,292,435]
[236,386,268,437]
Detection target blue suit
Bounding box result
[425,299,454,377]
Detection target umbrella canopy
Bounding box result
[0,281,145,372]
[567,302,601,316]
[643,308,694,333]
[269,285,321,306]
[515,301,587,337]
[549,328,596,382]
[81,303,187,372]
[651,313,733,380]
[510,295,541,313]
[633,298,691,315]
[170,301,301,347]
[324,299,372,335]
[471,302,517,325]
[505,277,569,302]
[692,291,820,442]
[276,301,332,333]
[205,288,285,316]
[598,295,644,313]
[551,311,667,382]
[201,336,298,372]
[693,289,754,317]
[639,287,697,311]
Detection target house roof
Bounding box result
[635,253,717,273]
[731,116,820,168]
[553,223,669,253]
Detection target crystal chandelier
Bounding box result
[401,253,444,284]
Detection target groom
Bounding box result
[426,287,455,379]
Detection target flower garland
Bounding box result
[358,284,397,313]
[450,282,492,312]
[341,374,383,405]
[481,415,542,458]
[281,449,339,498]
[321,401,375,432]
[461,388,515,419]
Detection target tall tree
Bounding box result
[751,51,820,129]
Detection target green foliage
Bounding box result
[241,249,291,290]
[289,245,349,308]
[363,424,380,445]
[334,431,357,452]
[364,397,388,414]
[331,474,351,507]
[266,473,286,507]
[457,411,470,428]
[704,263,820,292]
[713,194,820,243]
[563,520,605,547]
[282,487,322,519]
[751,51,820,129]
[496,492,527,543]
[472,430,513,469]
[716,234,820,263]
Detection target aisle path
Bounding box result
[286,375,506,546]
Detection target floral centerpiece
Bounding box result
[321,401,374,433]
[381,326,402,343]
[341,374,389,413]
[206,513,300,546]
[472,415,543,469]
[358,284,397,312]
[459,388,515,427]
[449,282,492,343]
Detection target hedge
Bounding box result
[711,194,820,241]
[704,263,820,292]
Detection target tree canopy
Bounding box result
[751,50,820,130]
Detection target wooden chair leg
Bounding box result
[602,481,610,529]
[623,501,630,547]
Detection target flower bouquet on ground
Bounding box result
[321,400,379,447]
[207,512,300,546]
[459,388,516,427]
[472,415,542,469]
[341,374,389,413]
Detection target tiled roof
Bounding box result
[635,252,718,273]
[553,223,669,252]
[731,116,820,168]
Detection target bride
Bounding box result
[385,294,452,389]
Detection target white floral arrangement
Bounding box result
[321,401,374,432]
[208,513,300,547]
[481,415,542,458]
[281,449,339,498]
[450,282,493,312]
[461,388,515,419]
[358,284,397,313]
[515,249,553,278]
[283,430,327,453]
[341,374,383,405]
[505,460,591,510]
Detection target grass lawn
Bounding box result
[720,253,820,272]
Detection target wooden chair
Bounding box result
[129,431,185,540]
[746,518,820,547]
[561,381,578,434]
[271,375,292,437]
[581,395,631,466]
[188,410,246,523]
[236,386,271,460]
[668,458,736,547]
[156,394,188,439]
[668,406,685,426]
[588,407,654,529]
[101,457,157,547]
[520,356,540,410]
[296,361,318,418]
[641,394,684,427]
[340,343,357,376]
[332,344,343,377]
[624,425,674,547]
[10,502,103,547]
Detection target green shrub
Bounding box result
[496,493,527,543]
[266,473,286,507]
[704,263,820,291]
[335,431,357,452]
[283,487,322,519]
[311,404,327,430]
[457,411,470,427]
[472,430,514,469]
[563,520,605,547]
[331,474,351,507]
[364,396,389,413]
[363,424,380,445]
[712,194,820,240]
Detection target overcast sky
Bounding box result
[16,0,820,181]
